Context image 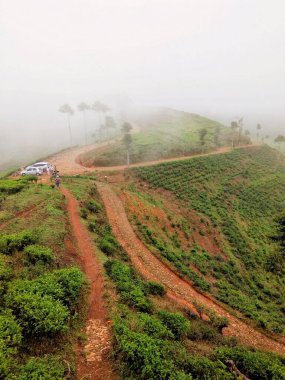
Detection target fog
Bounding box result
[1,0,285,168]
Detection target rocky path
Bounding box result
[97,182,285,356]
[61,187,118,380]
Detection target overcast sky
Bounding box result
[1,0,285,165]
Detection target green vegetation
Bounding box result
[0,179,26,194]
[80,109,250,166]
[24,244,55,264]
[64,175,285,380]
[133,145,285,333]
[0,181,86,379]
[0,230,39,255]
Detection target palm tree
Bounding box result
[104,116,116,141]
[121,122,133,167]
[91,102,110,141]
[59,104,74,146]
[256,123,262,141]
[77,102,90,145]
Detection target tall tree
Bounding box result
[59,104,74,146]
[121,122,133,167]
[77,102,90,145]
[198,128,208,153]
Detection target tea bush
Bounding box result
[143,281,166,296]
[215,347,285,380]
[5,289,69,335]
[158,310,190,339]
[0,230,39,255]
[85,199,101,213]
[16,356,66,380]
[24,245,54,265]
[0,179,26,194]
[105,259,152,312]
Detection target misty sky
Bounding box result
[1,0,285,165]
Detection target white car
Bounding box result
[21,167,42,176]
[31,162,51,173]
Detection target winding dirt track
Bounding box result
[97,182,285,356]
[61,187,117,380]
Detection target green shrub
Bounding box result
[0,179,26,194]
[105,260,153,312]
[0,230,38,255]
[50,267,85,309]
[114,318,174,379]
[24,245,54,265]
[210,315,229,333]
[136,313,174,339]
[188,320,219,342]
[215,347,285,380]
[121,287,153,313]
[5,290,69,335]
[179,353,234,380]
[0,255,13,297]
[0,313,22,351]
[88,220,96,232]
[99,237,117,256]
[158,310,190,339]
[80,207,88,219]
[17,357,66,380]
[143,281,166,296]
[85,199,101,213]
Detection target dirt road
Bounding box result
[61,187,117,380]
[97,182,285,356]
[49,143,238,175]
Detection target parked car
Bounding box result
[31,162,51,173]
[21,167,42,176]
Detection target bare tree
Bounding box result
[77,102,90,145]
[59,104,74,146]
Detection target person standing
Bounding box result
[55,175,61,189]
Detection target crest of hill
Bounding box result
[80,108,249,167]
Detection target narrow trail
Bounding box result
[61,187,117,380]
[97,182,285,356]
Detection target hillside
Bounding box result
[80,108,250,167]
[113,145,285,335]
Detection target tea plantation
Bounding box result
[134,145,285,334]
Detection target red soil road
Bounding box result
[49,143,237,175]
[61,187,118,380]
[97,181,285,357]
